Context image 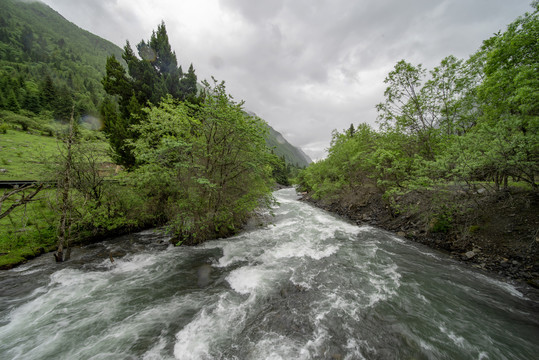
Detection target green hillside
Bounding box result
[266,125,311,167]
[0,0,123,118]
[244,111,311,167]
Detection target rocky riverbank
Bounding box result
[300,186,539,288]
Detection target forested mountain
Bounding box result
[266,124,312,168]
[245,110,311,167]
[0,0,123,119]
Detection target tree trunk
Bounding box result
[55,107,74,263]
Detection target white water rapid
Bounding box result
[0,188,538,359]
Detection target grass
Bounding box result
[0,116,114,268]
[0,128,61,180]
[0,188,58,268]
[0,124,111,180]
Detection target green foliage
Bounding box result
[1,4,277,265]
[430,207,453,233]
[270,154,291,186]
[299,3,538,217]
[128,80,273,243]
[0,188,58,269]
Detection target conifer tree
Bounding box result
[102,22,199,167]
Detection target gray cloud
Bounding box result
[41,0,532,160]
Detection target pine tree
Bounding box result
[180,63,198,100]
[40,75,56,110]
[102,22,199,167]
[6,89,20,112]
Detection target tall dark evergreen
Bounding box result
[180,63,198,100]
[101,22,198,167]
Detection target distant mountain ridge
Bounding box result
[266,126,312,167]
[245,110,312,167]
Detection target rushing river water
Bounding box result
[1,188,538,360]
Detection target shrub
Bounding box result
[0,123,9,134]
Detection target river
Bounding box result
[0,188,538,359]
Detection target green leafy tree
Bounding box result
[455,3,539,189]
[40,75,56,111]
[180,63,198,100]
[376,60,438,159]
[53,85,74,121]
[22,80,41,113]
[6,88,20,112]
[129,80,273,243]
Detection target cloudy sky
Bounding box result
[40,0,532,160]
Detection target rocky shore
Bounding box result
[300,187,539,288]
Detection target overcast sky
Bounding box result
[40,0,532,160]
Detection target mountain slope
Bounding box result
[266,125,312,167]
[0,0,123,116]
[244,110,311,167]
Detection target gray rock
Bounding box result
[465,251,476,259]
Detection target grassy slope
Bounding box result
[0,187,57,269]
[0,123,112,268]
[0,128,60,179]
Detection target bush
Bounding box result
[0,110,38,131]
[0,123,9,134]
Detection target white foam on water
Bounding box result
[439,325,466,348]
[478,351,489,360]
[344,338,367,360]
[417,293,429,303]
[142,336,171,360]
[448,264,527,300]
[173,292,252,360]
[366,263,402,307]
[298,327,328,358]
[389,234,406,243]
[249,334,302,360]
[419,339,434,351]
[108,252,162,273]
[9,262,43,275]
[261,237,339,262]
[226,266,277,295]
[417,250,442,259]
[211,241,252,268]
[479,274,526,299]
